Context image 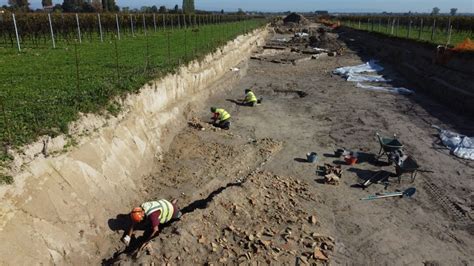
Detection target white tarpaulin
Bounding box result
[433,126,474,160]
[333,60,415,95]
[295,32,309,37]
[347,74,391,83]
[356,83,414,95]
[333,60,384,76]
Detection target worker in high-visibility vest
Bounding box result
[210,107,231,130]
[242,89,262,107]
[123,199,182,249]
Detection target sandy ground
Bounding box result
[104,28,474,265]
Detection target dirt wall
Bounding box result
[0,28,267,265]
[338,28,474,116]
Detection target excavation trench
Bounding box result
[0,28,267,265]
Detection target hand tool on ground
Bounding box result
[360,187,416,200]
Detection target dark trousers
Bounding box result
[214,119,230,129]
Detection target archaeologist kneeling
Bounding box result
[122,199,182,249]
[242,89,262,107]
[210,107,231,130]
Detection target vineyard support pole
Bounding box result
[183,14,187,29]
[114,35,119,85]
[171,15,174,31]
[48,13,56,48]
[396,18,399,36]
[166,31,171,65]
[153,13,157,32]
[431,19,436,41]
[75,13,82,43]
[178,14,181,29]
[418,19,423,40]
[446,25,453,47]
[115,14,121,40]
[391,18,395,35]
[407,20,411,38]
[142,14,147,35]
[12,13,21,52]
[378,18,381,32]
[74,40,80,91]
[97,13,103,42]
[162,14,165,31]
[358,20,361,29]
[130,15,135,37]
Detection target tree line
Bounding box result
[3,0,198,13]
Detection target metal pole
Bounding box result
[12,14,21,52]
[97,13,103,42]
[153,13,157,32]
[115,14,121,40]
[48,13,56,48]
[75,13,82,43]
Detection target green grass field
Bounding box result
[0,19,265,176]
[343,21,473,46]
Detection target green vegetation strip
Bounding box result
[342,20,473,46]
[0,19,266,162]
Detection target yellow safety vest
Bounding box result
[141,199,174,224]
[216,109,231,121]
[245,91,257,103]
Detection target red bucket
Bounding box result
[344,155,358,165]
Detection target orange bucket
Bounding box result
[344,155,358,165]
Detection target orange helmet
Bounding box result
[130,207,145,223]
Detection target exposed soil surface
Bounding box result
[104,25,474,265]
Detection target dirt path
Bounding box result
[105,30,474,265]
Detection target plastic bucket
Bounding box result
[306,152,318,163]
[344,155,358,165]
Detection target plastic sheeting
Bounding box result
[356,83,414,95]
[295,32,309,37]
[433,126,474,160]
[333,60,415,95]
[347,74,390,83]
[333,60,384,76]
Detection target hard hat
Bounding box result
[210,107,217,112]
[130,207,144,223]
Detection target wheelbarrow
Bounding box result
[376,132,404,163]
[395,156,419,183]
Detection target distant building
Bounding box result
[315,10,329,15]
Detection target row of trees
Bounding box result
[431,7,458,16]
[4,0,197,13]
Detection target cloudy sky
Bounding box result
[3,0,473,13]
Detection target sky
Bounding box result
[2,0,473,13]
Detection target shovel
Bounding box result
[360,187,416,201]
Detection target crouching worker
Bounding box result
[242,89,262,107]
[210,107,231,130]
[122,199,182,249]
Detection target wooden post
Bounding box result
[97,13,103,42]
[115,14,121,40]
[358,20,361,29]
[391,19,395,35]
[153,13,157,32]
[75,13,82,43]
[431,19,436,41]
[48,13,56,48]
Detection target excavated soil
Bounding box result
[103,25,474,265]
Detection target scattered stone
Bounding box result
[314,247,329,261]
[309,215,317,224]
